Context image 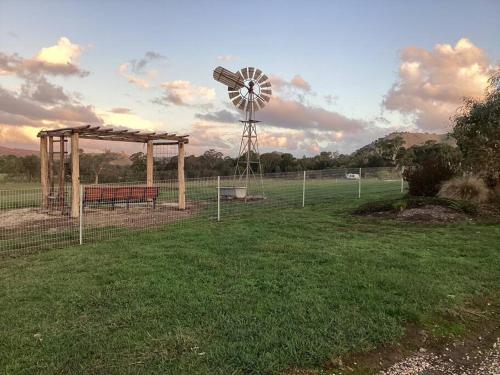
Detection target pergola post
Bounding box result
[48,136,54,193]
[71,133,80,218]
[178,141,186,210]
[59,136,65,200]
[40,136,49,209]
[146,140,154,186]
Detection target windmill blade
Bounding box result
[254,69,262,81]
[238,99,247,111]
[261,93,271,102]
[248,67,255,79]
[258,74,268,84]
[261,89,272,96]
[260,81,271,88]
[232,96,243,107]
[256,98,265,108]
[228,91,240,100]
[241,68,249,79]
[213,66,245,89]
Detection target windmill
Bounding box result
[213,66,272,198]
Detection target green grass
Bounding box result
[1,194,499,374]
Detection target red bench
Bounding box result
[83,186,159,209]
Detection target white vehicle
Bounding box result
[346,173,360,180]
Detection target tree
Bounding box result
[80,150,118,184]
[451,69,500,187]
[129,152,147,181]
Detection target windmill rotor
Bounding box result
[213,66,272,112]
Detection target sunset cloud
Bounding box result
[383,38,495,131]
[216,55,238,62]
[35,37,83,65]
[118,63,151,88]
[260,96,366,134]
[117,51,165,88]
[154,80,215,107]
[270,74,312,94]
[0,86,102,125]
[0,37,88,78]
[195,109,239,123]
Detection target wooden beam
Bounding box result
[48,136,54,192]
[147,140,154,186]
[38,126,189,143]
[71,133,80,218]
[59,136,65,203]
[40,136,49,209]
[177,142,186,210]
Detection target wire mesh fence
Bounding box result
[0,167,405,255]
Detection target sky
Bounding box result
[0,0,499,156]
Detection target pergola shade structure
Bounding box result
[37,125,189,217]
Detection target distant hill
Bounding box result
[382,131,455,148]
[0,146,39,157]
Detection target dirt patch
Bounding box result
[360,205,468,224]
[0,208,58,228]
[396,205,467,223]
[83,202,201,229]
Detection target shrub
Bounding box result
[402,142,461,197]
[438,176,490,203]
[403,159,457,197]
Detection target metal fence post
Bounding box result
[217,176,220,221]
[302,170,306,207]
[358,167,362,198]
[79,184,83,245]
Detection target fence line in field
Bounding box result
[0,167,405,254]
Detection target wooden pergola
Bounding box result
[37,125,189,217]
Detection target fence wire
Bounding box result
[0,167,405,255]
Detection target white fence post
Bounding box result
[79,184,83,245]
[358,167,362,198]
[400,166,405,193]
[302,170,306,208]
[217,176,220,221]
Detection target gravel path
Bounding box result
[378,336,499,375]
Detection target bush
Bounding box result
[438,176,490,203]
[403,159,457,197]
[402,142,461,197]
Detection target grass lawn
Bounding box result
[1,196,499,374]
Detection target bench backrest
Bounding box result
[84,186,159,202]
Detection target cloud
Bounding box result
[0,37,88,78]
[20,76,70,104]
[97,109,161,132]
[270,74,312,94]
[217,55,238,62]
[35,37,83,65]
[383,38,495,131]
[118,63,151,88]
[195,109,239,123]
[129,51,166,74]
[110,107,132,114]
[187,121,237,155]
[0,86,102,126]
[290,75,311,92]
[260,96,366,134]
[154,80,215,107]
[118,51,166,88]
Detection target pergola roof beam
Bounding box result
[37,125,188,144]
